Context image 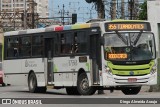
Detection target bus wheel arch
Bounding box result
[77,68,96,95]
[78,68,86,77]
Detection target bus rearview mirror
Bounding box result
[149,40,152,47]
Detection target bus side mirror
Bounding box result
[149,40,152,47]
[100,37,104,45]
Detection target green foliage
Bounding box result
[138,1,147,20]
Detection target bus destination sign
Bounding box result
[107,53,128,59]
[105,22,151,32]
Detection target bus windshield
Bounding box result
[104,32,156,61]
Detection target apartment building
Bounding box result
[0,0,49,18]
[35,0,49,18]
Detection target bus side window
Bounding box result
[73,33,78,53]
[6,37,19,58]
[32,36,44,56]
[21,36,31,57]
[77,32,87,53]
[60,33,73,54]
[60,34,65,53]
[54,34,59,56]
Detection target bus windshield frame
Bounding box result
[103,31,156,62]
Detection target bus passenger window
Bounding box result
[77,32,87,53]
[21,37,31,57]
[60,33,73,54]
[60,35,65,53]
[6,37,19,58]
[32,36,44,56]
[14,48,19,57]
[73,33,78,53]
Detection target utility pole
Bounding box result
[31,0,35,29]
[121,0,125,19]
[85,0,105,19]
[129,0,134,20]
[24,0,27,29]
[13,0,16,30]
[62,4,65,25]
[111,0,116,20]
[57,4,69,25]
[97,0,105,19]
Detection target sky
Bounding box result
[48,0,97,22]
[48,0,145,23]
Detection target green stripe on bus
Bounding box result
[106,60,154,75]
[86,62,90,72]
[54,64,58,72]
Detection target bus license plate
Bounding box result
[128,78,137,82]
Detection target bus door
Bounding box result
[90,34,101,85]
[45,38,54,84]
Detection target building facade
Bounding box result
[147,0,160,91]
[0,0,49,18]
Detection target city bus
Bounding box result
[3,20,157,95]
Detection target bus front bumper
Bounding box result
[102,73,157,86]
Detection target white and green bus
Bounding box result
[3,20,157,95]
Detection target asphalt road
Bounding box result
[0,85,160,107]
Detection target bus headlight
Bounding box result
[150,64,157,75]
[105,67,112,75]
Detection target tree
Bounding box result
[85,0,105,19]
[138,1,147,20]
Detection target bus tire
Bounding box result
[77,73,96,95]
[2,83,6,87]
[28,72,39,93]
[121,86,141,95]
[66,87,80,95]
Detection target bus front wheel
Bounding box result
[77,73,96,95]
[121,86,141,95]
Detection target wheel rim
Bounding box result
[80,78,89,92]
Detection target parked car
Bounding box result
[0,62,5,86]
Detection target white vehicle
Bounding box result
[3,20,157,95]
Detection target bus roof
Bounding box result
[111,19,149,22]
[4,20,150,36]
[4,23,100,36]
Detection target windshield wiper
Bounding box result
[133,30,143,45]
[115,31,128,45]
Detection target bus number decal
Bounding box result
[69,60,77,66]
